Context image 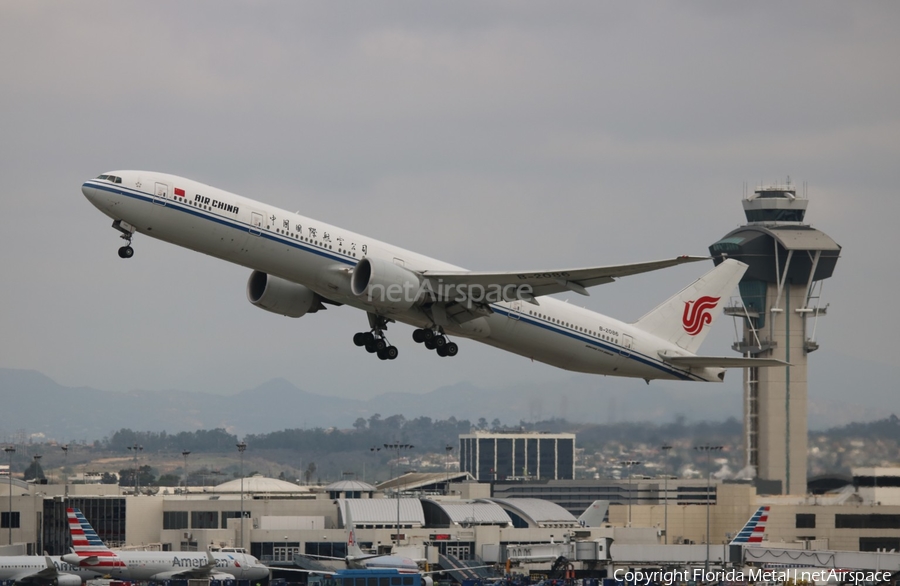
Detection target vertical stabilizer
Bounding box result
[729,505,770,544]
[633,259,747,354]
[66,508,126,567]
[343,502,365,559]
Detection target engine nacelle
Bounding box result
[246,271,321,318]
[55,574,84,586]
[351,256,422,311]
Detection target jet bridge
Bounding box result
[742,546,900,574]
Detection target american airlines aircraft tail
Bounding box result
[633,257,744,354]
[729,505,770,545]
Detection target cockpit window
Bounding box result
[95,174,122,184]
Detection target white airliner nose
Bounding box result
[82,180,123,213]
[82,181,106,208]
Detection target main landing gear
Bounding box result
[112,220,135,259]
[353,314,398,361]
[412,328,459,358]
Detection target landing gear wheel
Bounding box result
[424,338,437,350]
[445,342,459,357]
[436,345,449,357]
[353,333,367,347]
[385,345,399,360]
[118,246,134,259]
[412,329,426,344]
[363,332,375,346]
[433,335,447,349]
[365,342,378,353]
[374,338,387,352]
[377,348,389,360]
[422,329,435,342]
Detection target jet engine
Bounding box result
[54,574,84,586]
[351,256,422,311]
[246,271,324,317]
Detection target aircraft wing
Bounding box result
[419,256,707,304]
[661,355,789,368]
[11,557,66,585]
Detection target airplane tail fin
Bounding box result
[343,502,365,558]
[729,505,770,545]
[66,508,125,567]
[633,259,747,354]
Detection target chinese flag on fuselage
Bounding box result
[174,187,185,197]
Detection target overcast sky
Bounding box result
[1,3,897,420]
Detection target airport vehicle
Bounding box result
[82,172,784,382]
[63,508,269,581]
[0,555,101,586]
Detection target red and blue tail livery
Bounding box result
[730,505,770,544]
[66,508,127,567]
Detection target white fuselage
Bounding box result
[78,550,268,581]
[0,556,101,585]
[81,171,721,382]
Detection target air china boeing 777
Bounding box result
[82,171,782,382]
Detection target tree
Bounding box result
[353,418,367,430]
[304,462,317,484]
[23,459,45,481]
[100,472,118,484]
[157,473,181,487]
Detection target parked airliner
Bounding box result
[0,555,101,586]
[82,171,783,382]
[64,508,269,581]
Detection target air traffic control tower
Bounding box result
[709,181,841,495]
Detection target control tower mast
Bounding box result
[709,180,841,495]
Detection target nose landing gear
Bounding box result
[412,328,459,357]
[112,220,136,259]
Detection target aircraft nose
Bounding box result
[82,181,103,205]
[82,180,115,211]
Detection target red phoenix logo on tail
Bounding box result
[682,296,720,335]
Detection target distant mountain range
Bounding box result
[0,348,893,441]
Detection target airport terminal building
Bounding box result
[2,468,900,565]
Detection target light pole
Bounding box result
[369,446,381,484]
[661,444,672,545]
[4,446,15,545]
[127,444,143,495]
[694,445,723,573]
[445,444,454,494]
[236,441,247,549]
[619,460,641,527]
[60,445,69,500]
[182,450,191,497]
[384,442,413,549]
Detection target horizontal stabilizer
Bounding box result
[660,354,789,368]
